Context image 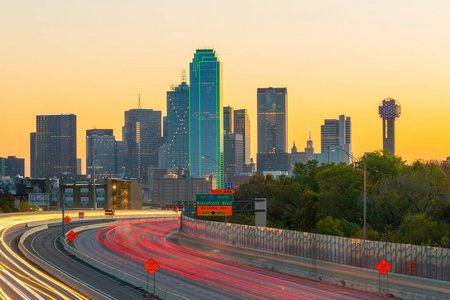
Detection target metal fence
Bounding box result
[181,216,450,281]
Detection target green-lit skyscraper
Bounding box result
[189,49,223,188]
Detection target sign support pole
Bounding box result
[153,273,156,295]
[61,193,65,237]
[146,270,149,295]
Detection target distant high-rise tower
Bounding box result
[86,129,116,178]
[30,132,37,177]
[223,106,234,134]
[305,125,314,161]
[124,109,161,183]
[257,88,288,153]
[189,49,223,188]
[0,156,25,177]
[234,109,251,165]
[257,88,288,174]
[321,115,352,164]
[224,133,244,177]
[378,98,401,156]
[167,73,189,170]
[115,141,125,176]
[34,114,77,177]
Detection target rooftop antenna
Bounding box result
[181,69,187,83]
[309,125,312,140]
[138,94,142,109]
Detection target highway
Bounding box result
[0,214,89,300]
[0,211,178,300]
[2,212,400,299]
[75,219,391,300]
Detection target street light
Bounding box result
[170,163,190,213]
[336,147,367,241]
[201,156,222,189]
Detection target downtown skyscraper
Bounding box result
[86,129,116,178]
[166,73,189,170]
[189,49,223,188]
[234,109,251,166]
[320,115,352,164]
[257,88,288,173]
[257,88,288,153]
[123,109,161,184]
[31,114,77,178]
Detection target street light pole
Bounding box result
[338,147,367,241]
[185,168,189,215]
[202,155,221,189]
[363,164,366,240]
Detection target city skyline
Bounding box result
[1,1,450,176]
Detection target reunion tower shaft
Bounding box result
[378,98,401,156]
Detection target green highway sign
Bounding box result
[196,194,233,206]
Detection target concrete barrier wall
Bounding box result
[181,216,450,300]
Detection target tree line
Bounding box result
[233,151,450,248]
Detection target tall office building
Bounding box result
[0,156,25,177]
[321,115,352,164]
[33,114,77,178]
[124,109,161,183]
[378,98,402,156]
[234,109,251,165]
[167,74,189,170]
[189,49,223,188]
[257,88,288,174]
[76,158,82,175]
[86,129,113,136]
[223,106,234,134]
[224,133,244,178]
[162,116,168,144]
[257,88,288,153]
[115,141,125,176]
[86,129,116,178]
[30,132,37,177]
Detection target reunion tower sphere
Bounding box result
[378,98,401,156]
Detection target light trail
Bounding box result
[92,220,385,300]
[0,211,167,299]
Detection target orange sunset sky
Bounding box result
[1,1,449,176]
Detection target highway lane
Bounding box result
[76,220,391,300]
[24,223,147,299]
[0,215,89,300]
[1,210,179,300]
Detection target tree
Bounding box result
[360,150,405,186]
[0,187,15,213]
[382,214,449,247]
[316,216,344,236]
[19,199,31,212]
[315,162,363,224]
[234,174,274,201]
[292,160,322,193]
[376,160,449,217]
[291,190,320,232]
[268,175,302,229]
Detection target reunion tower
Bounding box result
[378,98,401,156]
